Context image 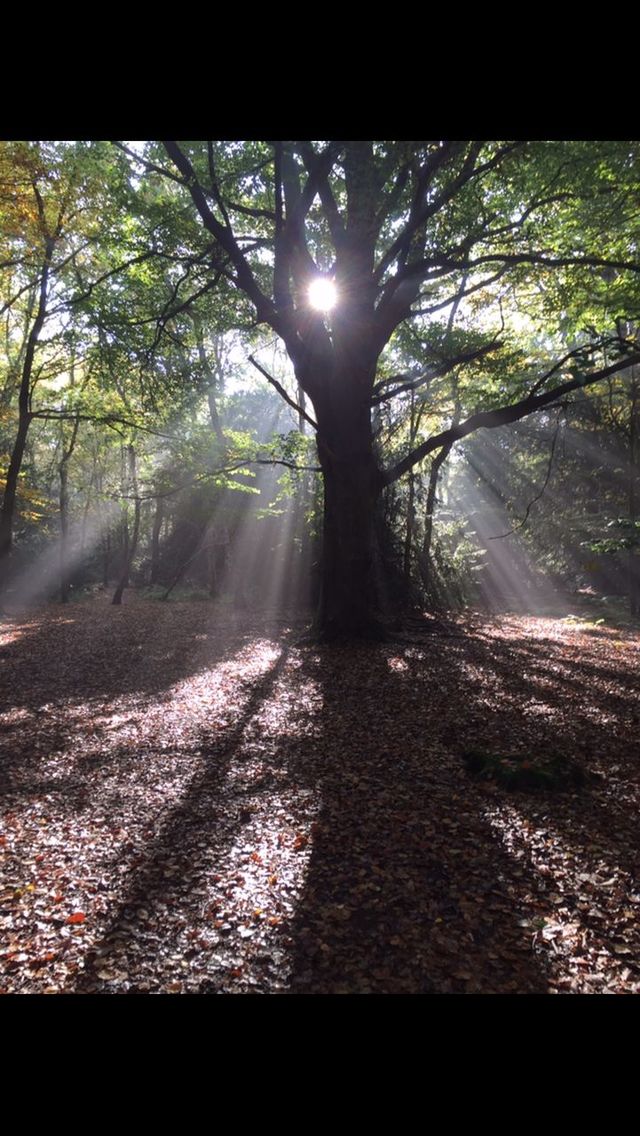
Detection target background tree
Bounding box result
[0,140,141,596]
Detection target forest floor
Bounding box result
[1,595,639,995]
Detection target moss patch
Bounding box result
[462,748,587,792]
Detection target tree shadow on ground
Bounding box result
[279,620,639,993]
[69,643,292,993]
[3,604,638,994]
[0,601,293,799]
[278,643,554,993]
[0,599,279,712]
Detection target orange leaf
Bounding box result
[66,912,86,925]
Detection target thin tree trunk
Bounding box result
[403,474,416,583]
[0,238,54,594]
[419,370,461,606]
[629,375,639,617]
[150,495,164,585]
[402,391,418,585]
[80,457,97,558]
[112,445,140,605]
[161,531,205,601]
[103,531,111,588]
[59,413,81,604]
[192,321,226,448]
[419,443,452,603]
[59,461,70,603]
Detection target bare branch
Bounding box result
[31,410,176,439]
[248,353,318,430]
[112,141,187,188]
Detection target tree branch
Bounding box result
[31,410,176,439]
[162,141,282,332]
[248,354,318,430]
[371,339,502,405]
[382,352,640,486]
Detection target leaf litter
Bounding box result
[1,599,638,994]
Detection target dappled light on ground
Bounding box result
[484,802,639,993]
[1,601,638,993]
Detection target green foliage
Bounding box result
[585,518,640,554]
[2,140,640,616]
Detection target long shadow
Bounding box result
[277,643,551,993]
[0,600,269,714]
[448,626,640,899]
[70,642,291,993]
[458,625,639,737]
[280,621,639,994]
[4,604,638,994]
[0,601,280,799]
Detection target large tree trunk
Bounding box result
[317,456,382,638]
[313,385,385,639]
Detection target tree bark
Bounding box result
[317,459,382,637]
[0,415,30,594]
[313,383,385,638]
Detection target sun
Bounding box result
[308,277,338,312]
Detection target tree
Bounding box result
[0,141,142,596]
[95,143,640,633]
